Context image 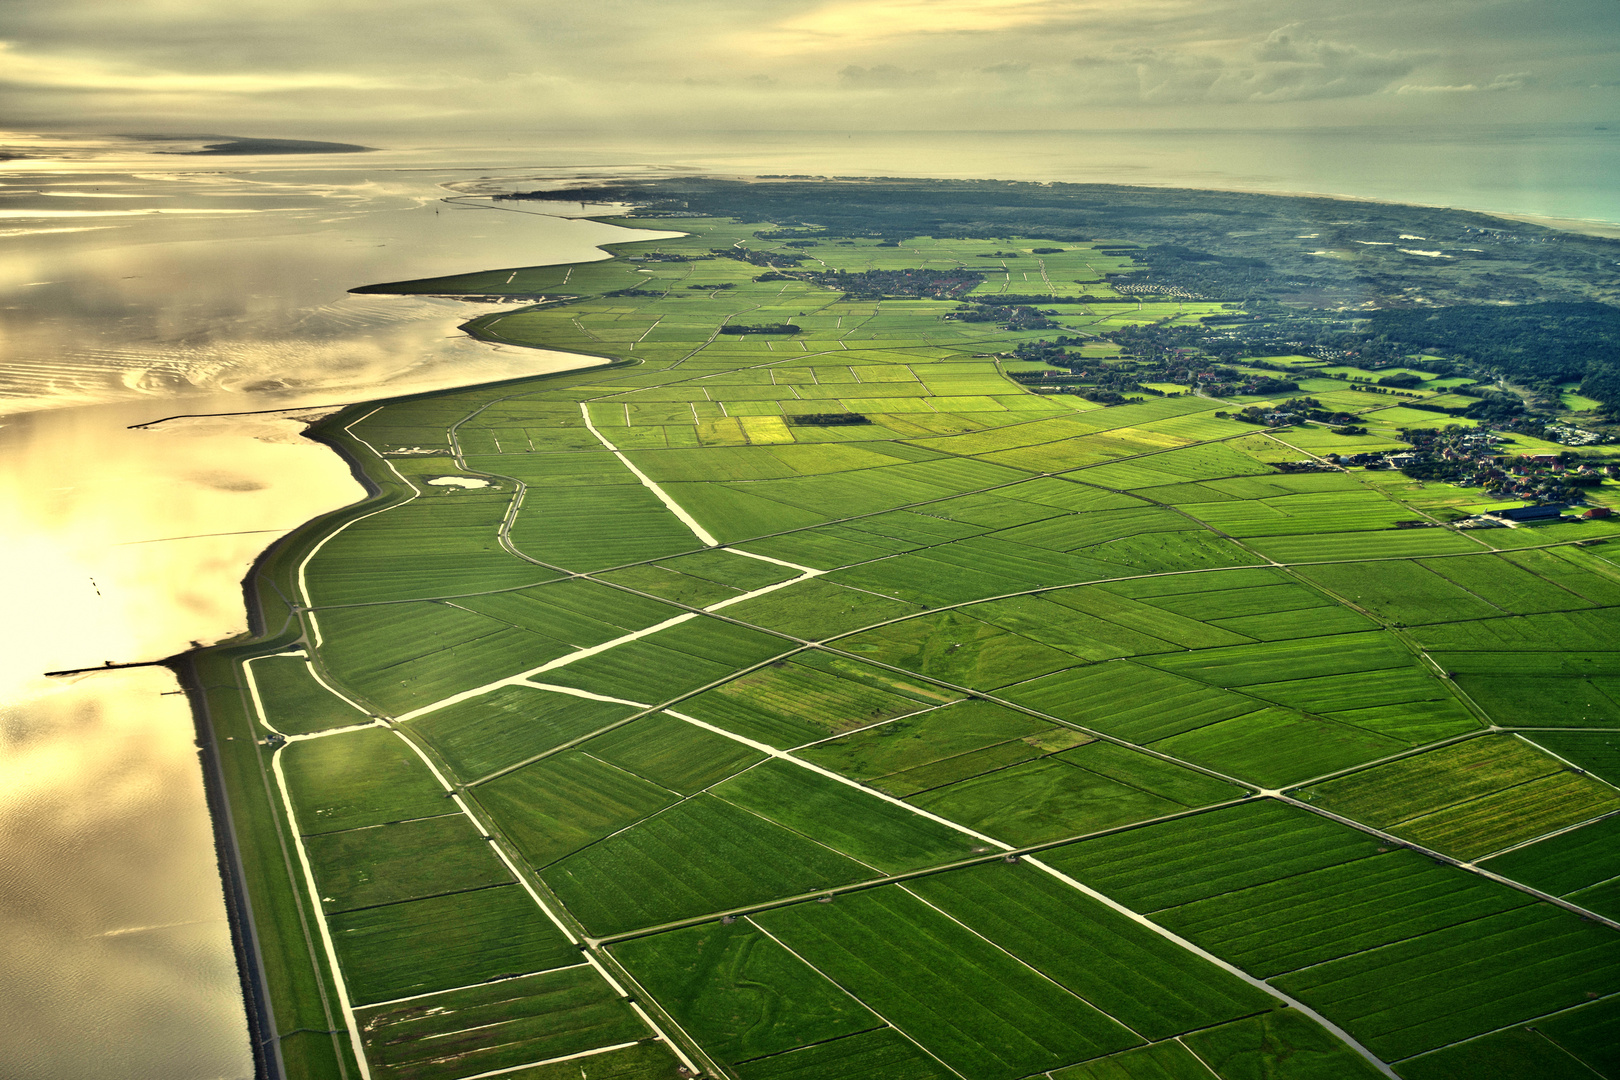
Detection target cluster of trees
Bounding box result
[719,323,801,335]
[805,268,984,300]
[711,247,806,268]
[946,304,1058,330]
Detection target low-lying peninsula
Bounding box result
[189,177,1620,1080]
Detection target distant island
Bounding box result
[163,136,373,156]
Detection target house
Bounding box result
[1495,504,1565,522]
[1585,507,1613,520]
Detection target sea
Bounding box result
[1,122,1615,1078]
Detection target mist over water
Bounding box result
[1,124,1615,1078]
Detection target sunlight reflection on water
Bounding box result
[0,135,666,1079]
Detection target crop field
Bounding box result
[541,794,875,935]
[609,921,883,1067]
[354,966,653,1080]
[409,685,641,781]
[247,653,370,735]
[305,813,514,914]
[282,727,449,832]
[677,657,948,748]
[1153,849,1533,977]
[328,884,578,1005]
[906,861,1275,1038]
[476,750,681,867]
[751,886,1141,1078]
[208,198,1620,1080]
[710,760,984,872]
[1271,905,1620,1061]
[1297,735,1620,859]
[1479,814,1620,913]
[581,712,767,794]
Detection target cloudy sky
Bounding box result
[1,0,1615,137]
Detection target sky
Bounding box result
[0,0,1616,138]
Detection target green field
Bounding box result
[751,886,1141,1079]
[199,189,1620,1080]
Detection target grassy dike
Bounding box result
[173,355,642,1080]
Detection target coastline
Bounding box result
[154,177,1616,1080]
[179,343,629,1079]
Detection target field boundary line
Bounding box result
[895,882,1147,1041]
[451,1040,644,1080]
[1274,793,1620,931]
[1471,804,1620,864]
[359,962,592,1010]
[744,916,969,1080]
[1389,989,1620,1065]
[383,728,703,1075]
[663,708,1013,850]
[579,403,720,545]
[295,406,414,645]
[265,747,372,1080]
[1176,1035,1226,1079]
[590,799,1247,946]
[1022,856,1400,1079]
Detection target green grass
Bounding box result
[303,494,555,605]
[282,727,448,833]
[354,965,648,1080]
[497,1043,684,1080]
[712,759,986,872]
[732,1028,954,1080]
[909,861,1275,1039]
[1394,1024,1609,1080]
[312,601,559,713]
[837,610,1078,690]
[678,659,943,748]
[1140,632,1412,688]
[303,812,512,913]
[1155,849,1531,977]
[1273,905,1620,1060]
[248,654,371,735]
[795,699,1049,784]
[909,758,1188,846]
[1479,814,1620,898]
[724,578,924,640]
[582,712,766,794]
[541,794,874,936]
[752,885,1141,1080]
[329,884,578,1005]
[1050,1040,1214,1080]
[1525,729,1620,783]
[1000,662,1259,743]
[1179,1010,1387,1079]
[475,750,680,867]
[610,921,881,1066]
[1296,735,1620,859]
[1039,801,1385,912]
[508,483,706,569]
[1150,707,1407,788]
[409,685,640,780]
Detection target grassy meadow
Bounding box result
[209,209,1620,1080]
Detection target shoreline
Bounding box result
[161,173,1613,1080]
[180,343,627,1080]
